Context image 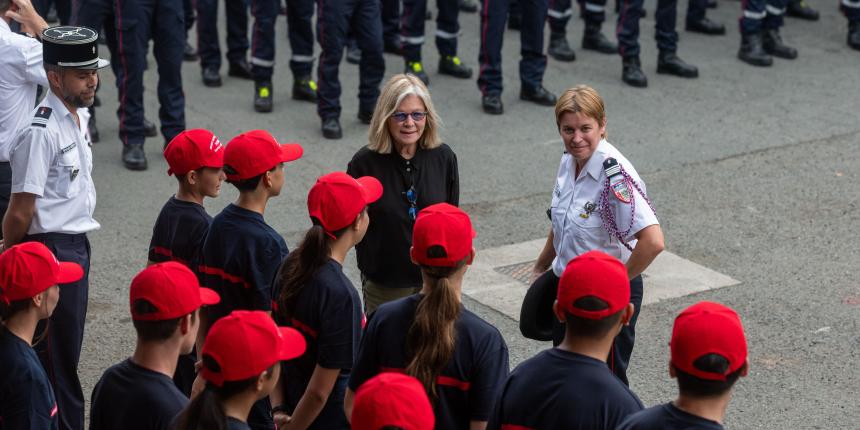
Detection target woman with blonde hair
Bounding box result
[346,73,459,315]
[521,84,664,386]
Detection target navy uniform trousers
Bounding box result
[547,0,606,35]
[844,0,860,24]
[540,271,644,386]
[316,0,385,120]
[196,0,250,70]
[33,0,72,24]
[286,0,315,79]
[477,0,549,96]
[616,0,679,57]
[0,162,10,241]
[248,0,278,82]
[739,0,787,34]
[26,233,91,430]
[183,0,195,33]
[399,0,462,62]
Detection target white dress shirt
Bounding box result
[0,19,48,162]
[10,90,99,235]
[550,139,658,276]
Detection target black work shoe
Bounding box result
[548,33,576,62]
[202,67,222,87]
[346,45,361,64]
[508,14,522,31]
[357,110,373,124]
[254,81,273,113]
[849,22,860,51]
[321,117,343,139]
[657,51,699,78]
[439,56,473,78]
[459,0,478,13]
[405,61,430,85]
[93,95,101,107]
[582,25,617,54]
[228,60,253,79]
[88,115,100,143]
[183,42,199,61]
[520,86,557,106]
[143,118,157,137]
[763,29,798,59]
[685,17,726,35]
[622,56,648,87]
[738,33,773,66]
[122,144,148,171]
[786,0,819,21]
[292,76,318,103]
[482,95,504,115]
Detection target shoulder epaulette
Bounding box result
[31,107,53,128]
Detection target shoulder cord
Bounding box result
[598,166,657,252]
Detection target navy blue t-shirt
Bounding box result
[199,203,289,322]
[0,329,58,430]
[273,259,362,430]
[348,295,509,430]
[488,348,643,430]
[227,417,251,429]
[617,403,725,430]
[148,196,212,268]
[89,359,188,430]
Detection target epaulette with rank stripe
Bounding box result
[31,107,52,128]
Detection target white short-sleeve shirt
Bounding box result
[550,139,658,276]
[0,19,49,162]
[9,91,99,235]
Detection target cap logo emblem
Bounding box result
[209,135,222,152]
[48,27,88,39]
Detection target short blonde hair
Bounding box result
[554,85,606,136]
[367,74,441,154]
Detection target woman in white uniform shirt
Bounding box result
[530,85,664,385]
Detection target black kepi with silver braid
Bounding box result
[41,26,110,70]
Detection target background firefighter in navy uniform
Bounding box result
[477,0,557,115]
[1,25,107,430]
[315,0,385,139]
[284,0,319,103]
[395,0,474,85]
[614,0,699,88]
[526,85,664,386]
[195,0,250,86]
[842,0,860,50]
[545,0,617,62]
[736,0,797,67]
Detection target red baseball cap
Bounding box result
[352,373,435,430]
[307,172,382,233]
[671,301,748,381]
[0,242,83,304]
[410,203,476,267]
[163,129,225,176]
[129,262,220,321]
[201,310,306,386]
[556,251,630,320]
[223,130,303,181]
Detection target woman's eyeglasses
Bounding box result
[405,186,418,220]
[390,111,427,122]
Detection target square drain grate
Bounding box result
[493,260,537,285]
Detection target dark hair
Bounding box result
[674,354,744,397]
[175,167,206,184]
[172,356,274,430]
[406,247,466,401]
[1,296,50,345]
[0,0,12,13]
[225,163,281,192]
[563,296,624,340]
[131,299,196,342]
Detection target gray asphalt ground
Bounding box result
[76,0,859,428]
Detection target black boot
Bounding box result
[228,59,253,79]
[738,33,773,66]
[292,76,317,102]
[321,117,342,139]
[621,56,648,87]
[202,66,222,87]
[439,56,473,78]
[405,61,430,85]
[548,33,576,62]
[656,51,698,78]
[347,45,361,64]
[685,17,726,35]
[482,94,504,115]
[763,29,797,59]
[183,42,198,61]
[520,86,557,106]
[849,22,860,51]
[87,114,99,143]
[254,81,273,113]
[122,144,148,171]
[143,118,157,137]
[786,0,819,21]
[459,0,479,13]
[582,24,617,54]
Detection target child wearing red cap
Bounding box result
[89,262,220,430]
[351,373,435,430]
[346,203,509,430]
[617,301,748,430]
[269,172,382,430]
[0,242,84,429]
[197,130,302,430]
[489,251,643,430]
[150,129,225,395]
[173,310,306,430]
